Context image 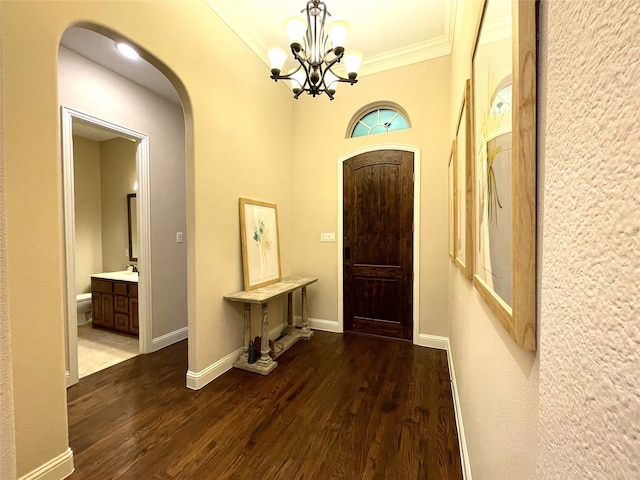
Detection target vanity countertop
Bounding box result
[91,270,139,283]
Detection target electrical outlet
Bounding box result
[176,232,184,243]
[320,232,336,243]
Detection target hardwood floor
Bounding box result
[67,331,462,479]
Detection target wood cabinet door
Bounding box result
[101,293,115,328]
[343,150,414,340]
[92,292,114,328]
[114,295,129,313]
[114,313,130,333]
[92,293,103,326]
[129,297,139,335]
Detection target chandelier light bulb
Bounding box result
[326,19,349,54]
[285,16,306,50]
[268,47,287,75]
[344,50,363,79]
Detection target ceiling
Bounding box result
[60,0,457,106]
[205,0,457,76]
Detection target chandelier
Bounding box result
[267,1,363,100]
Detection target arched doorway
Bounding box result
[58,26,189,384]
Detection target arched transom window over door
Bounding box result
[347,102,411,139]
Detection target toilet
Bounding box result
[76,293,93,326]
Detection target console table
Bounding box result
[224,276,318,375]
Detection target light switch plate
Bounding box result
[320,232,336,243]
[176,232,184,243]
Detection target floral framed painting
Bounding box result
[239,198,282,291]
[471,0,536,350]
[455,79,473,279]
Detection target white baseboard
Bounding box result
[152,326,188,352]
[184,317,337,391]
[417,333,449,350]
[293,316,340,333]
[186,347,241,390]
[18,448,74,480]
[309,317,340,333]
[184,320,307,391]
[269,322,286,340]
[445,339,472,480]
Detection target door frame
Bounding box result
[61,107,152,386]
[337,144,421,344]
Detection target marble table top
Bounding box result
[224,276,318,304]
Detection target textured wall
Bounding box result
[537,0,640,478]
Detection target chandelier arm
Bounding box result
[304,2,315,63]
[322,47,341,64]
[291,40,309,63]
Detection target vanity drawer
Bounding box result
[91,278,113,293]
[114,281,128,296]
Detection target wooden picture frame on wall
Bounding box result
[448,140,456,262]
[471,0,537,350]
[239,198,282,291]
[455,80,473,279]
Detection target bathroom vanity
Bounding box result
[91,271,139,336]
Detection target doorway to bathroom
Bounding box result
[61,108,151,385]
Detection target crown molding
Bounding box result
[358,39,453,77]
[205,0,457,79]
[204,0,267,63]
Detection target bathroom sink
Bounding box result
[91,270,139,283]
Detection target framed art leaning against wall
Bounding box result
[239,198,282,291]
[471,0,537,350]
[455,79,473,279]
[448,140,456,262]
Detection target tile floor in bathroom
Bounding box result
[78,324,139,378]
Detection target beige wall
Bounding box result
[447,1,539,478]
[73,135,103,294]
[99,137,137,272]
[291,58,452,338]
[537,0,640,477]
[2,1,293,476]
[0,5,18,474]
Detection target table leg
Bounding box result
[284,292,295,335]
[300,286,314,339]
[241,303,251,361]
[257,303,275,369]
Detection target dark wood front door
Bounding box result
[343,149,414,340]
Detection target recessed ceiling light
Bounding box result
[116,43,139,60]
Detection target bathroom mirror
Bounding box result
[127,193,138,261]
